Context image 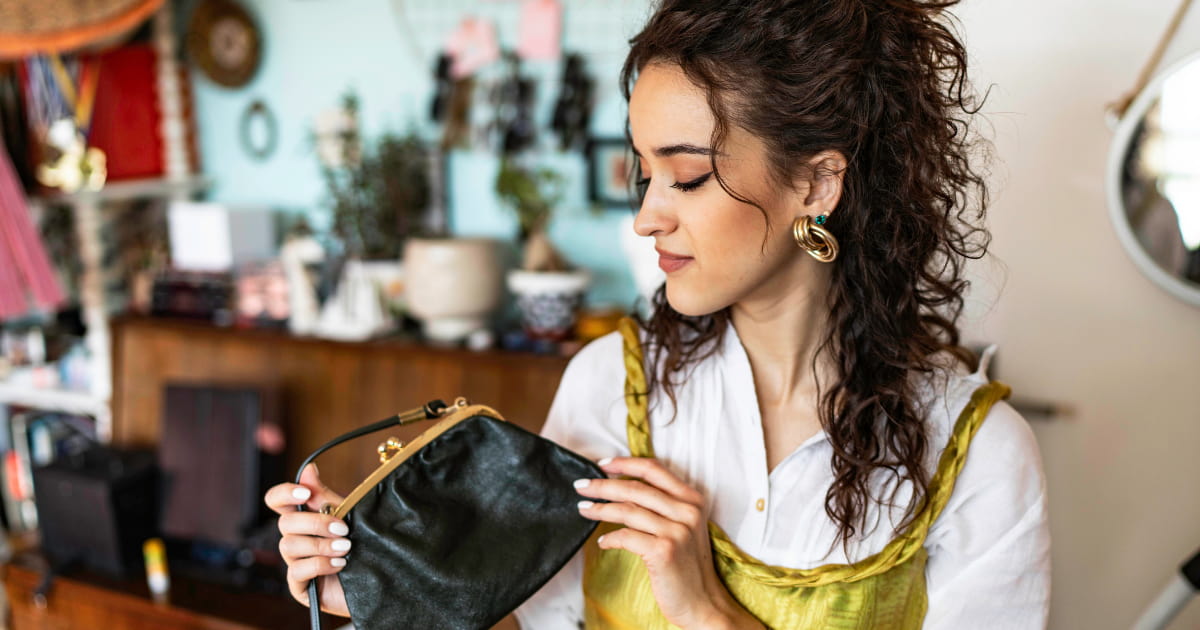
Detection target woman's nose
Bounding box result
[633,187,676,237]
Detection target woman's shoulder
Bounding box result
[932,380,1043,493]
[919,344,1041,474]
[916,346,1046,543]
[917,362,1050,612]
[539,331,629,458]
[560,329,627,391]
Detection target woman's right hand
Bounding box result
[264,463,350,617]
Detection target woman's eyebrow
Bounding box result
[631,143,722,158]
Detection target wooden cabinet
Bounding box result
[110,316,570,493]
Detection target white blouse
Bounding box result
[514,321,1051,629]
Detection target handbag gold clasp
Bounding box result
[428,397,469,419]
[394,398,470,425]
[379,398,468,462]
[377,436,405,463]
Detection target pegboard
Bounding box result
[389,0,654,70]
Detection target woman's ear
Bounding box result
[801,150,848,215]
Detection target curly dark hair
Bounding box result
[621,0,993,555]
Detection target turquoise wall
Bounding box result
[182,0,652,308]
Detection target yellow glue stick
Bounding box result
[143,537,169,604]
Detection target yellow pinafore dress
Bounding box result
[581,319,1012,629]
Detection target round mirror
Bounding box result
[1107,51,1200,306]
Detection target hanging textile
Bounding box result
[0,0,164,59]
[0,137,65,319]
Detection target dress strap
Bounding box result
[618,317,655,458]
[907,379,1011,537]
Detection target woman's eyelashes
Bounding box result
[635,172,713,193]
[673,172,713,192]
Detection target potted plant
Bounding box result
[320,92,504,343]
[314,93,431,339]
[496,156,589,340]
[322,92,434,261]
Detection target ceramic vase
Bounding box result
[404,238,503,343]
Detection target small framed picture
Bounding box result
[587,138,637,208]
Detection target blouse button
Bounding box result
[755,498,765,512]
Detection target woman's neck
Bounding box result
[729,264,837,407]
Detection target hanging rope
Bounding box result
[1109,0,1196,121]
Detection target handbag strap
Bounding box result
[296,399,449,630]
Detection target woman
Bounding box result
[265,0,1051,628]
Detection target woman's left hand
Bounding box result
[575,456,765,630]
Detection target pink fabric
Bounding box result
[445,17,500,79]
[0,143,65,319]
[0,218,24,318]
[517,0,562,61]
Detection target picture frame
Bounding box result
[587,137,637,208]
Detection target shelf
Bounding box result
[111,314,578,366]
[34,175,210,204]
[0,382,109,419]
[5,550,342,629]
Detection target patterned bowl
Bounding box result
[507,270,590,341]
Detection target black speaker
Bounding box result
[159,384,281,551]
[31,447,158,577]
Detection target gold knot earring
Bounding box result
[792,214,838,263]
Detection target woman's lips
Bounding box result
[656,250,693,273]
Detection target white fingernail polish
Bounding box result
[330,557,346,567]
[597,535,606,545]
[292,487,311,501]
[573,479,590,489]
[329,521,349,536]
[597,457,613,466]
[331,539,351,552]
[578,500,595,510]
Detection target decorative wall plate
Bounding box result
[186,0,261,88]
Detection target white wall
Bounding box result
[954,1,1200,628]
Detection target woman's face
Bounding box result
[629,62,842,317]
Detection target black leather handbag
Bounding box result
[294,398,604,630]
